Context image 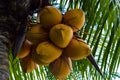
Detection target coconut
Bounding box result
[36,41,62,64]
[31,52,49,66]
[17,40,32,58]
[49,24,73,48]
[64,39,91,60]
[63,9,85,32]
[38,6,62,29]
[26,24,49,45]
[49,56,72,79]
[20,54,37,73]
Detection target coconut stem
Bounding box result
[87,54,104,78]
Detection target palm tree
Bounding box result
[0,0,120,80]
[0,1,13,79]
[0,33,10,80]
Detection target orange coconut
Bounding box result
[26,24,49,45]
[17,40,32,58]
[64,39,91,60]
[49,24,73,48]
[38,6,62,29]
[36,41,62,64]
[63,9,85,32]
[49,56,72,79]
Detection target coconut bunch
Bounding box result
[17,5,92,79]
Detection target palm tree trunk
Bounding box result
[0,32,10,80]
[0,0,15,79]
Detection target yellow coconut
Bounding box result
[49,56,72,79]
[64,39,91,60]
[39,6,62,29]
[63,9,85,32]
[31,52,49,66]
[36,41,62,64]
[49,24,73,48]
[20,54,37,73]
[17,40,32,58]
[26,24,49,45]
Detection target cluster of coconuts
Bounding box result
[17,6,91,79]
